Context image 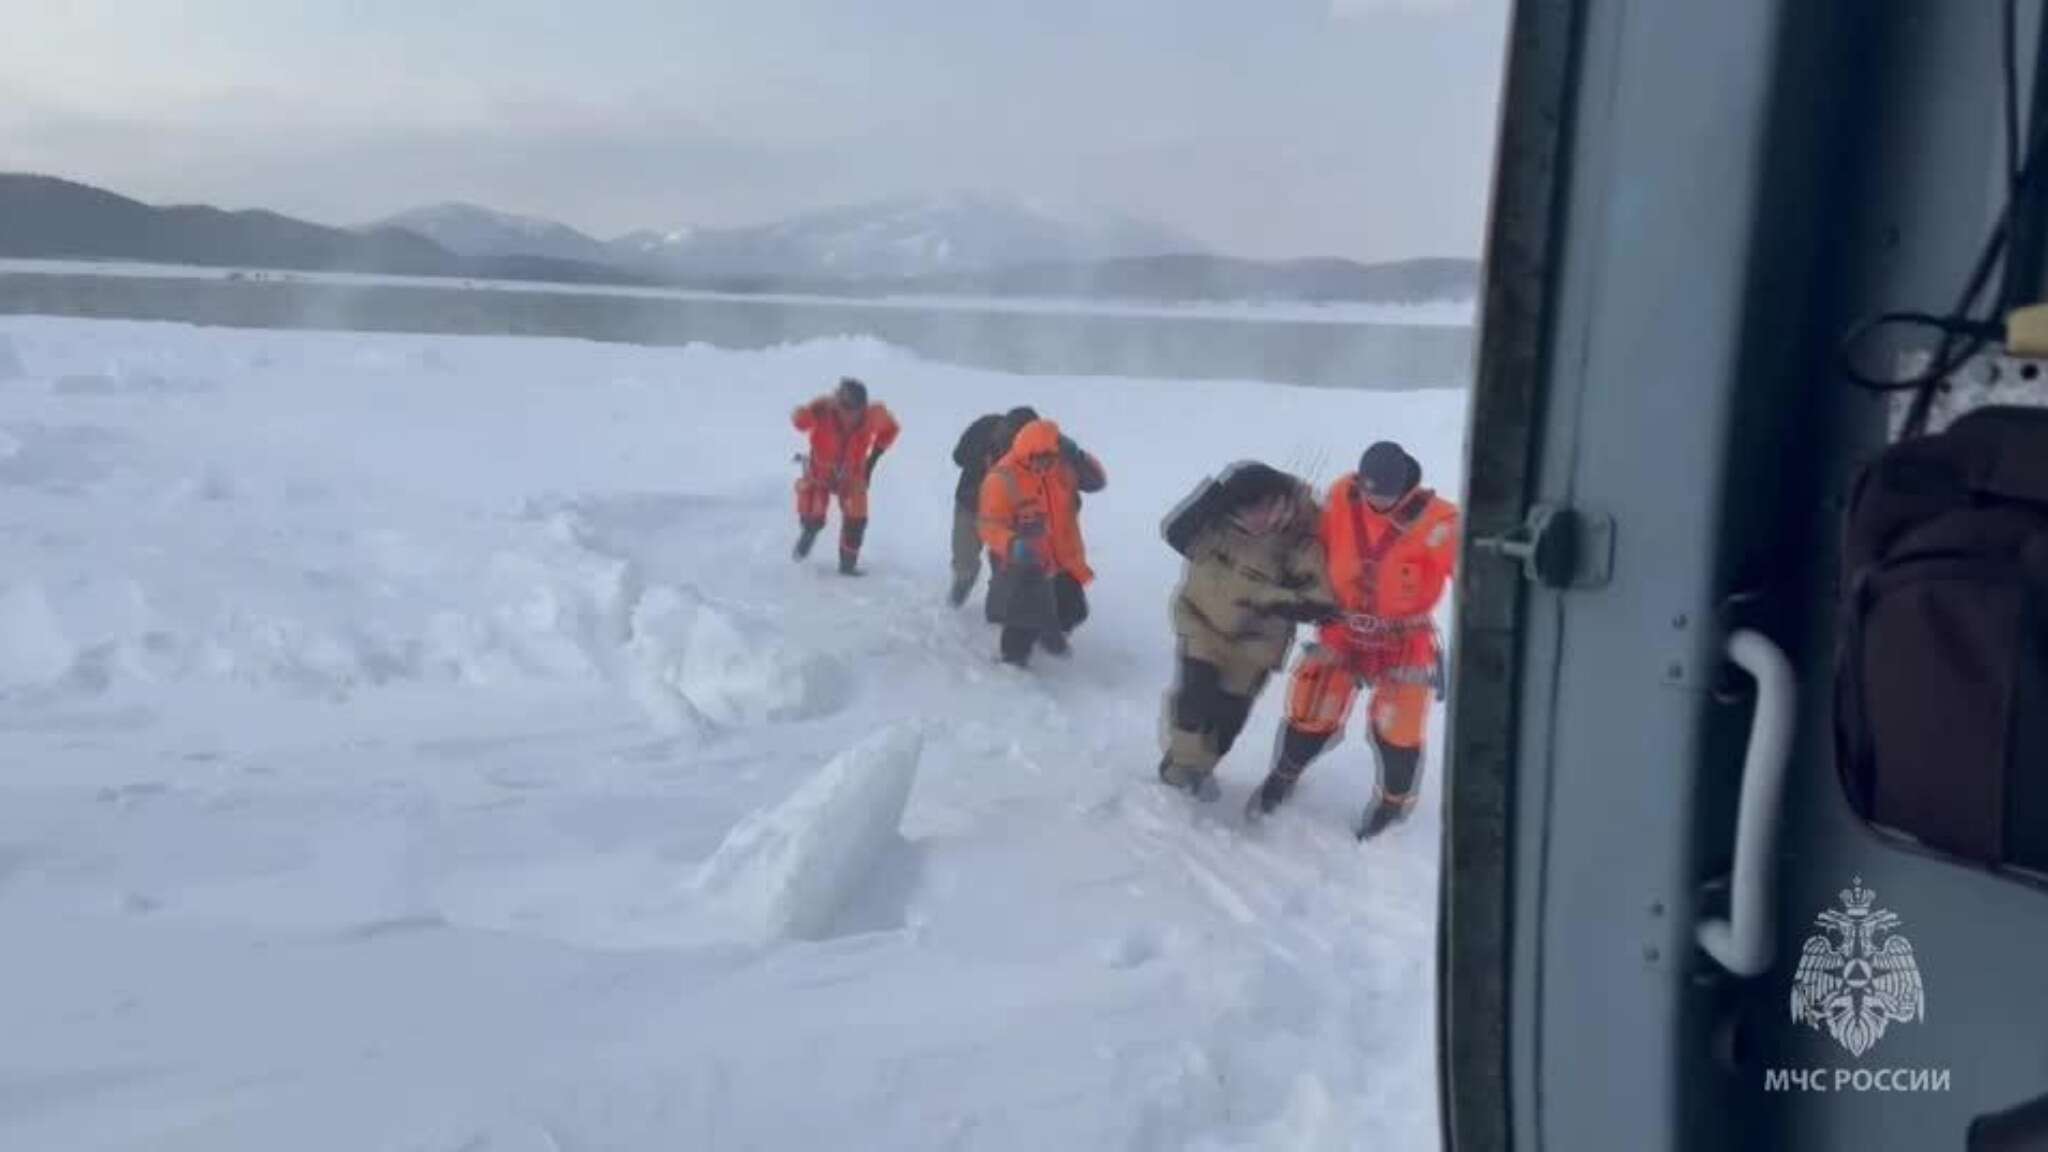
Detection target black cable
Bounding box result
[1838,313,2004,395]
[1841,0,2035,436]
[2008,0,2023,196]
[1840,185,2022,396]
[2004,6,2048,305]
[2002,0,2026,313]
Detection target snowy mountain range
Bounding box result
[373,203,613,267]
[2,172,1480,304]
[371,192,1205,282]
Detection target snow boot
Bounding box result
[1248,726,1332,819]
[998,626,1036,667]
[1158,757,1221,802]
[1245,768,1299,820]
[1039,631,1071,657]
[793,522,822,560]
[838,518,867,575]
[1356,802,1408,841]
[1356,737,1421,841]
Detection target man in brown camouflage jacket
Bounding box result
[1157,462,1338,801]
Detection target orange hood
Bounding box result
[1000,419,1063,467]
[980,417,1093,585]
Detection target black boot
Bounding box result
[1246,768,1298,818]
[793,522,822,560]
[1356,737,1422,840]
[947,574,974,606]
[998,626,1036,667]
[1247,726,1331,819]
[838,518,867,575]
[1357,801,1407,840]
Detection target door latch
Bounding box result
[1472,503,1614,590]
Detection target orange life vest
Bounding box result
[1316,472,1459,667]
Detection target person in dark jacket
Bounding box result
[949,406,1040,605]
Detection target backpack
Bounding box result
[1161,462,1293,557]
[1835,405,2048,875]
[1163,477,1225,557]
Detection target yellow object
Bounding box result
[2004,302,2048,358]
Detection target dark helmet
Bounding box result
[1357,441,1421,502]
[836,377,869,409]
[993,406,1041,455]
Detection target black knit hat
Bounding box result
[1004,405,1040,427]
[836,377,869,408]
[1358,441,1420,500]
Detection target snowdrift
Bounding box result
[693,724,924,942]
[626,585,850,733]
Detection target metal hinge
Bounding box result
[1472,503,1614,590]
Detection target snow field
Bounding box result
[0,316,1467,1150]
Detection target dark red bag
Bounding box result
[1836,406,2048,874]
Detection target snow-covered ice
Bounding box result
[0,315,1467,1150]
[0,258,1477,326]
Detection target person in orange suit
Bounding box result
[1248,440,1459,839]
[792,377,900,575]
[977,418,1106,666]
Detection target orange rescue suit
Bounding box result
[792,397,899,522]
[1285,474,1459,748]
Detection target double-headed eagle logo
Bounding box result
[1790,878,1926,1057]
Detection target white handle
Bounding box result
[1695,628,1798,977]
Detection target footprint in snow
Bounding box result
[1102,927,1165,969]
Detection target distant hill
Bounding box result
[0,173,451,274]
[0,174,650,285]
[1,173,1478,306]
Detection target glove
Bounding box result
[865,448,885,480]
[1062,437,1106,493]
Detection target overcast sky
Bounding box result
[0,0,1509,262]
